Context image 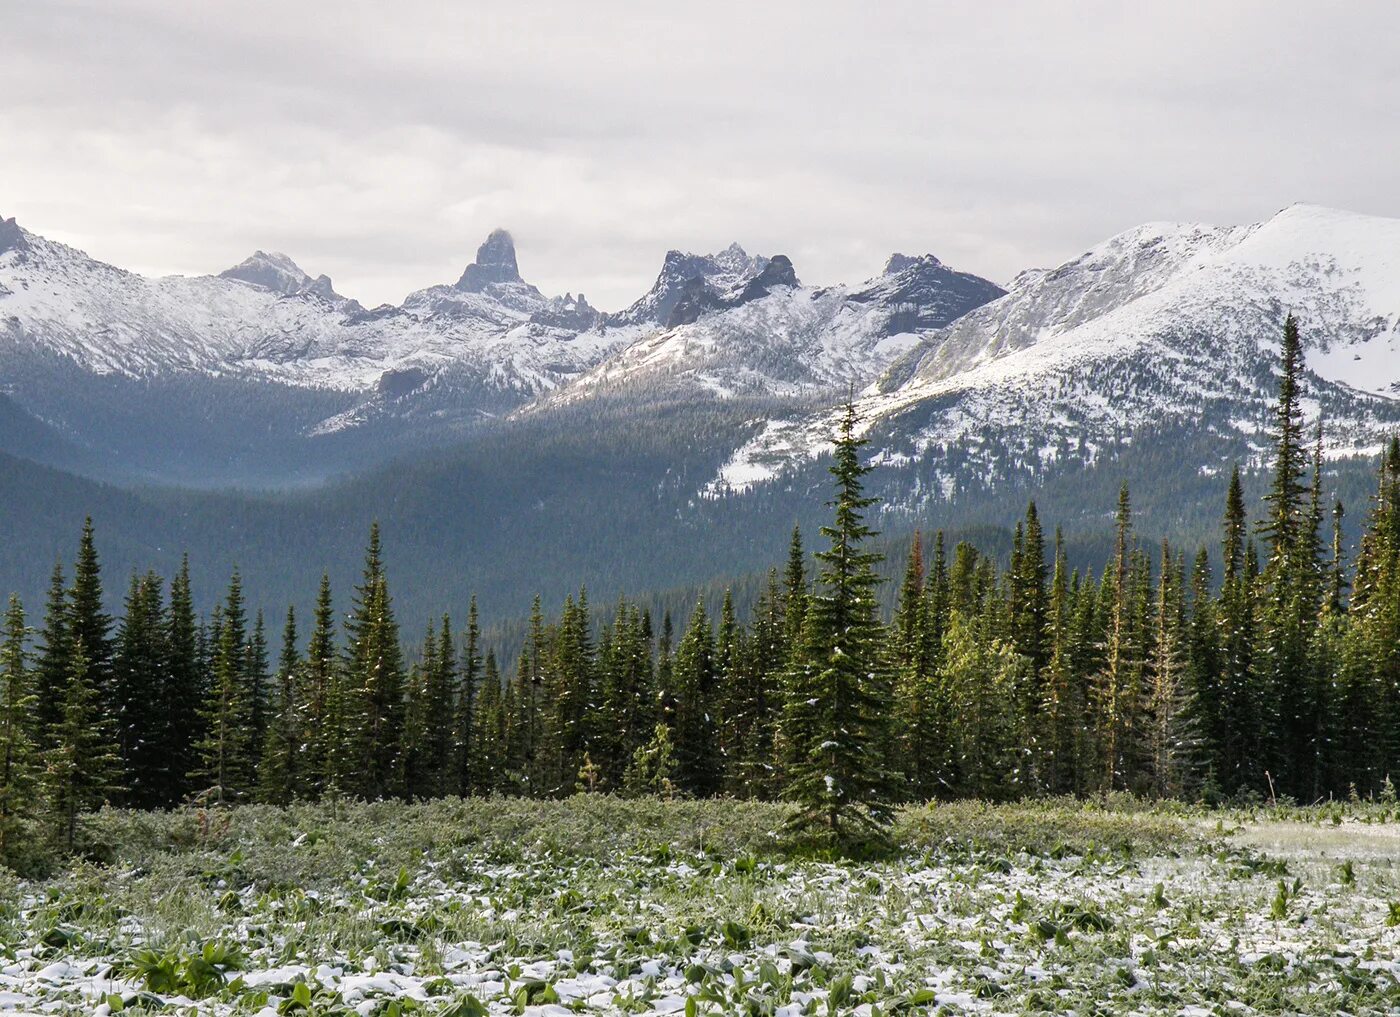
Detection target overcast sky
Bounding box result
[3,1,1398,310]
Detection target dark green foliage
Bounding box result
[190,571,257,804]
[340,524,405,799]
[257,607,301,805]
[112,571,169,808]
[0,596,40,862]
[9,316,1400,857]
[671,600,720,797]
[33,562,69,746]
[163,556,202,803]
[781,400,897,847]
[44,639,121,851]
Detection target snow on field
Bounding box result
[9,817,1400,1014]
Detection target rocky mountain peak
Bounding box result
[0,216,28,255]
[221,250,312,294]
[456,228,523,291]
[883,252,943,275]
[220,250,351,305]
[736,254,799,304]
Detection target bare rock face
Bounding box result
[735,254,798,304]
[611,243,771,327]
[456,229,523,291]
[0,217,29,255]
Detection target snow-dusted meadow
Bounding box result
[4,799,1400,1015]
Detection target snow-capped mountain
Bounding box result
[0,212,1005,482]
[710,204,1400,496]
[608,243,773,327]
[219,250,359,308]
[542,250,1004,407]
[0,217,626,400]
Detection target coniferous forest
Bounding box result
[4,318,1400,859]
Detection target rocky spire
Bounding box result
[456,229,523,291]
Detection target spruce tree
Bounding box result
[302,574,337,796]
[1040,529,1079,794]
[672,599,719,796]
[723,575,782,798]
[1146,545,1198,797]
[112,572,169,807]
[246,610,270,765]
[780,400,896,847]
[1186,548,1222,785]
[546,590,594,795]
[163,555,203,803]
[33,561,69,746]
[258,607,301,805]
[1009,504,1049,671]
[401,619,440,800]
[1095,484,1136,791]
[43,639,121,851]
[67,518,113,709]
[0,597,40,863]
[1255,315,1324,797]
[342,524,405,798]
[892,534,941,799]
[782,526,807,664]
[472,651,505,793]
[454,604,479,794]
[190,571,256,804]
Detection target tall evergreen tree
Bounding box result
[302,574,338,796]
[472,651,506,794]
[112,572,169,807]
[0,597,40,862]
[342,524,405,798]
[33,561,69,746]
[67,518,113,709]
[43,639,121,851]
[1095,484,1137,791]
[672,599,719,797]
[1146,545,1198,797]
[190,571,256,803]
[163,556,203,803]
[782,526,807,664]
[780,400,896,846]
[1040,529,1082,794]
[1255,315,1324,797]
[546,590,595,794]
[258,607,301,805]
[401,619,441,800]
[724,574,782,797]
[454,604,480,794]
[246,610,270,765]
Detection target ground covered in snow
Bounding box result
[5,797,1400,1015]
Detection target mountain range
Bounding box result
[0,213,1000,484]
[2,202,1398,624]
